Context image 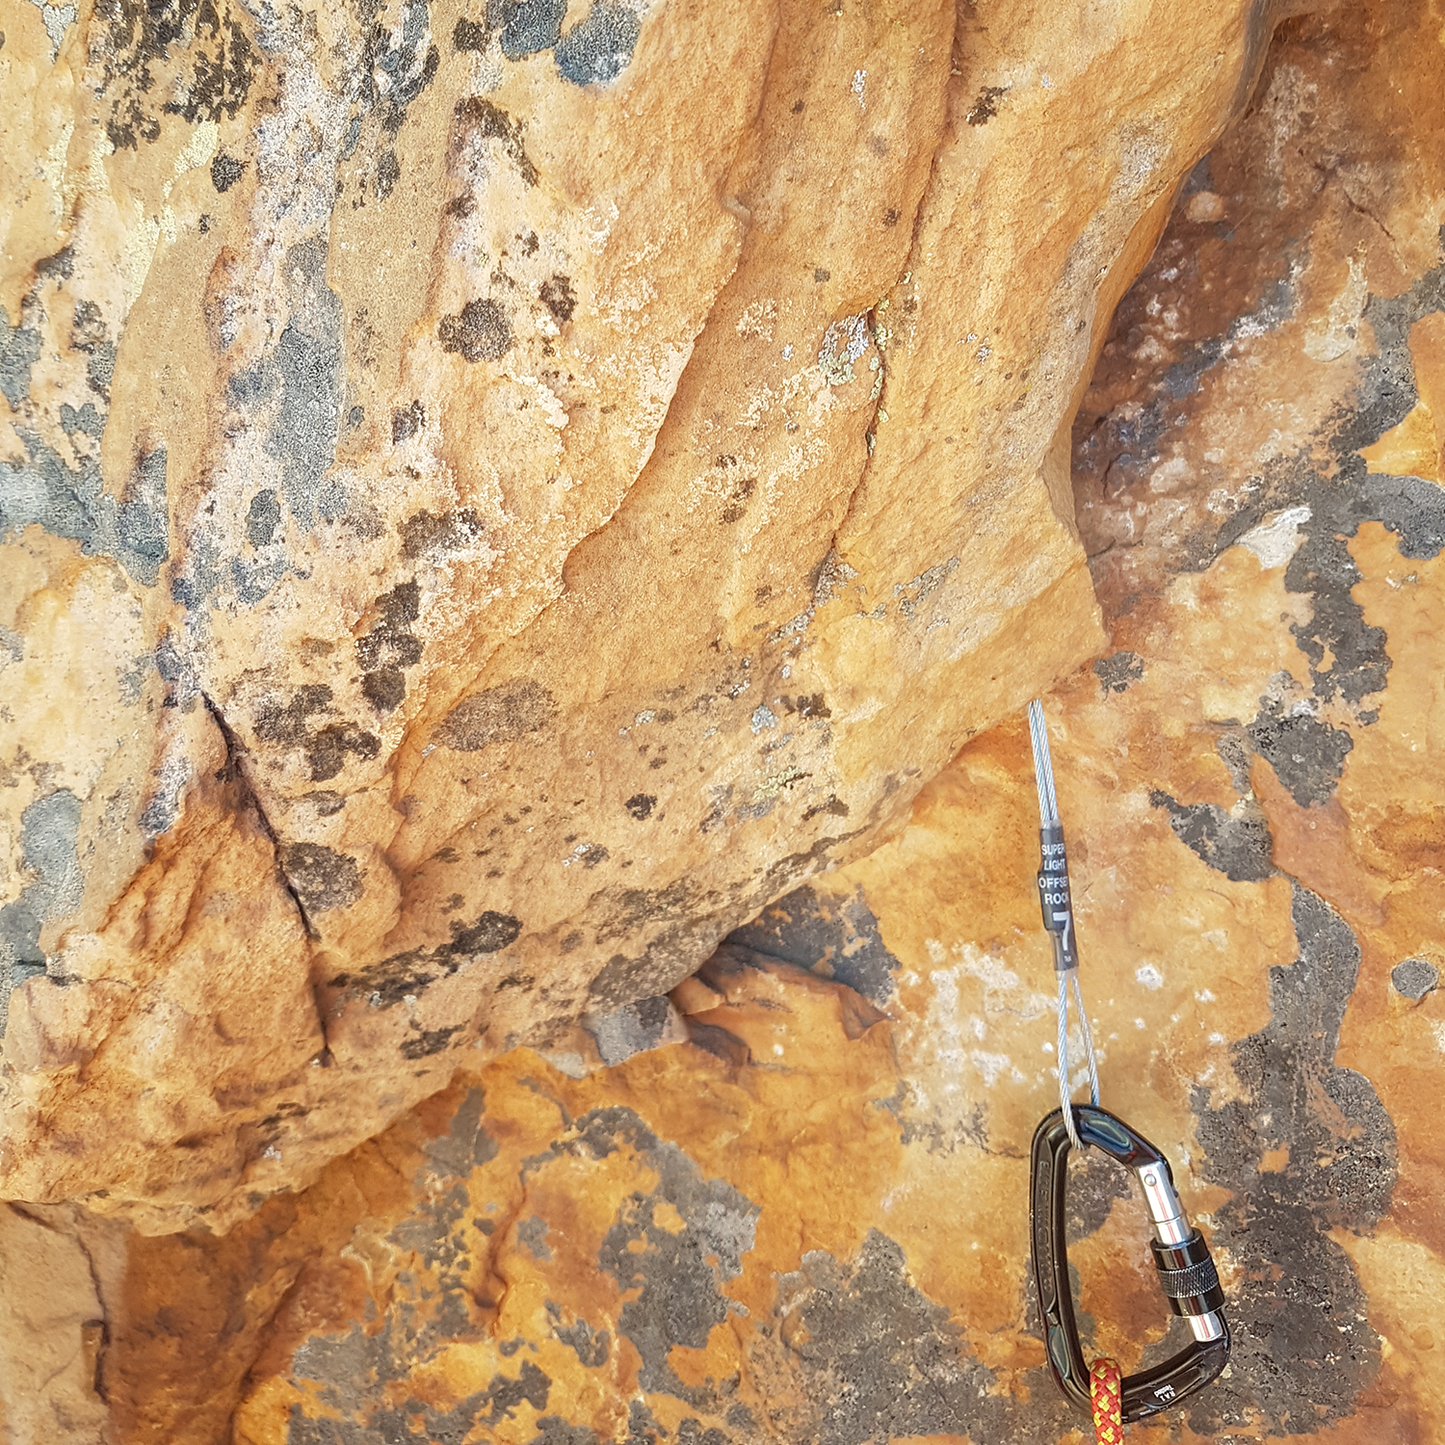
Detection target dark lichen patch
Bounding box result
[1391,957,1438,999]
[1149,790,1274,882]
[0,301,41,409]
[725,884,900,1005]
[329,909,523,1006]
[539,274,576,323]
[254,685,381,782]
[1186,884,1396,1434]
[439,297,515,362]
[401,507,484,558]
[1246,697,1354,808]
[624,793,656,820]
[1092,650,1144,694]
[529,1419,598,1445]
[437,679,555,751]
[425,1086,499,1175]
[454,97,539,187]
[97,0,258,152]
[210,151,245,192]
[281,843,364,914]
[964,85,1008,125]
[375,147,402,200]
[517,1214,553,1260]
[357,580,423,714]
[453,14,490,50]
[554,2,640,87]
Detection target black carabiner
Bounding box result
[1029,1104,1230,1422]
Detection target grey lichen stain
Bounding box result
[581,1108,758,1403]
[725,884,900,1005]
[1092,650,1144,694]
[1189,883,1396,1434]
[448,0,641,86]
[227,239,345,532]
[773,1230,1013,1445]
[583,993,674,1066]
[1391,956,1438,1000]
[1149,790,1274,882]
[436,679,555,751]
[1245,695,1354,807]
[547,1302,610,1367]
[0,790,83,1020]
[554,2,640,87]
[2,260,170,585]
[253,685,381,783]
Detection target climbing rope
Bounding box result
[1026,699,1101,1151]
[1090,1358,1124,1444]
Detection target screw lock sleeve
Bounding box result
[1150,1233,1225,1317]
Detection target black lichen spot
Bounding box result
[282,843,364,914]
[624,793,656,820]
[1247,698,1354,807]
[98,0,258,152]
[454,95,539,186]
[255,685,380,781]
[391,399,425,443]
[1148,790,1274,882]
[437,679,555,751]
[965,85,1008,125]
[453,14,491,50]
[1093,650,1144,694]
[246,488,281,548]
[1189,884,1397,1434]
[813,267,830,283]
[362,667,406,712]
[401,507,484,558]
[883,207,899,227]
[306,724,381,782]
[538,274,576,324]
[330,910,523,1006]
[726,884,900,1005]
[1391,957,1438,999]
[376,147,402,201]
[210,151,245,192]
[439,297,514,363]
[444,192,476,217]
[554,2,640,87]
[400,1024,463,1059]
[517,1214,553,1260]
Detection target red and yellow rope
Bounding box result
[1090,1357,1124,1444]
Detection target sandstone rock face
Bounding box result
[0,0,1298,1230]
[4,3,1441,1441]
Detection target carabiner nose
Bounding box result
[1029,1104,1230,1422]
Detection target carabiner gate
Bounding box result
[1029,1105,1230,1422]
